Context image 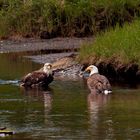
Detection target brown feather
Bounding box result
[20,71,53,88]
[87,73,111,93]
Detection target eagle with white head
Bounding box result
[20,63,53,88]
[84,65,112,94]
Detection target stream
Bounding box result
[0,48,140,139]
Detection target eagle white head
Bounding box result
[85,65,99,76]
[43,63,52,74]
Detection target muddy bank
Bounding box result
[82,61,140,84]
[51,56,140,84]
[26,52,78,64]
[0,37,92,53]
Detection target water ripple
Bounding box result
[0,79,19,86]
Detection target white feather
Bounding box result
[104,90,112,95]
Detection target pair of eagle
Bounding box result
[20,63,112,94]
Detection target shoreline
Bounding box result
[0,37,140,84]
[0,37,89,81]
[0,37,93,53]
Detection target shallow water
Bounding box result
[0,52,140,140]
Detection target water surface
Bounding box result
[0,52,140,140]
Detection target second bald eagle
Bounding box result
[84,65,112,94]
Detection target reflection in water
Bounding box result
[88,92,112,139]
[20,87,53,125]
[44,92,52,124]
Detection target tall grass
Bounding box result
[0,0,140,38]
[79,19,140,65]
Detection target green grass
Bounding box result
[79,19,140,66]
[0,0,140,38]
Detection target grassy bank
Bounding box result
[79,19,140,65]
[0,0,140,39]
[78,19,140,82]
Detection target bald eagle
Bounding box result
[84,65,112,94]
[20,63,53,88]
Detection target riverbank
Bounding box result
[0,36,140,84]
[79,20,140,83]
[0,37,92,53]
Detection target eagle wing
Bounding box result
[21,71,53,87]
[87,73,111,92]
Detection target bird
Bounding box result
[20,63,53,88]
[84,65,112,94]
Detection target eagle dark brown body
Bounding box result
[20,72,53,88]
[87,73,111,93]
[20,63,53,88]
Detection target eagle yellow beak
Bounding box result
[85,66,92,72]
[82,66,92,78]
[48,64,52,69]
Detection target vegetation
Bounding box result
[79,19,140,66]
[0,0,140,38]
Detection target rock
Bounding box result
[52,54,77,70]
[37,53,83,80]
